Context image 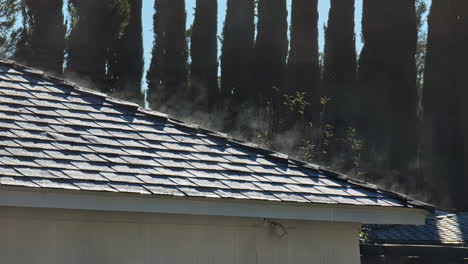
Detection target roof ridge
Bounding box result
[0,58,436,212]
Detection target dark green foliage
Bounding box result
[453,0,468,211]
[358,0,418,178]
[162,0,188,87]
[146,0,166,96]
[0,0,22,58]
[108,0,144,105]
[14,0,66,73]
[190,0,218,111]
[286,0,320,100]
[422,0,468,210]
[147,0,188,108]
[220,0,255,101]
[254,0,288,106]
[3,0,468,211]
[66,0,130,90]
[323,0,356,86]
[322,0,356,125]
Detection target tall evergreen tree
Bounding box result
[358,0,418,177]
[422,0,468,210]
[454,0,468,210]
[163,0,187,87]
[14,0,65,73]
[66,0,130,91]
[220,0,255,101]
[108,0,144,104]
[286,0,320,100]
[190,0,218,111]
[322,0,356,124]
[147,0,188,108]
[147,0,167,98]
[254,0,288,106]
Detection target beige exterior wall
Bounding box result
[0,207,361,264]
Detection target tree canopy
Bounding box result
[5,0,468,211]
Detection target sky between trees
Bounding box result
[140,0,430,93]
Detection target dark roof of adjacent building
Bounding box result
[0,59,433,210]
[367,212,468,245]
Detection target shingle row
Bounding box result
[0,62,426,209]
[368,213,468,244]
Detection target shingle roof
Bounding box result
[0,59,433,210]
[367,212,468,245]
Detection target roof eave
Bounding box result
[0,186,428,225]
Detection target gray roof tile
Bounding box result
[136,175,175,185]
[367,212,468,245]
[253,182,291,192]
[0,176,39,187]
[214,189,248,199]
[0,138,21,147]
[0,166,23,177]
[178,186,221,198]
[0,61,432,211]
[302,194,339,204]
[220,171,258,181]
[15,167,62,179]
[285,184,324,195]
[1,156,39,167]
[186,169,226,180]
[32,178,80,190]
[109,182,151,194]
[241,190,280,201]
[101,172,143,183]
[273,192,309,203]
[221,180,261,191]
[170,177,197,186]
[188,178,227,189]
[144,184,185,196]
[153,167,193,177]
[73,181,117,192]
[62,170,108,181]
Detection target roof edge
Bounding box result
[0,186,428,225]
[0,58,436,213]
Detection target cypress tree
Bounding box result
[322,0,356,124]
[163,0,187,87]
[286,0,320,100]
[147,0,188,108]
[14,0,65,74]
[190,0,218,111]
[108,0,144,105]
[220,0,255,101]
[422,0,468,210]
[66,0,130,91]
[147,0,167,99]
[358,0,418,177]
[66,0,108,89]
[453,0,468,211]
[254,0,288,106]
[389,0,418,176]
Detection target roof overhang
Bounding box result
[0,186,427,225]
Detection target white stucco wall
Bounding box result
[0,207,361,264]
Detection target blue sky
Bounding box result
[141,0,429,91]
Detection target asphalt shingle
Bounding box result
[367,212,468,245]
[0,60,432,210]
